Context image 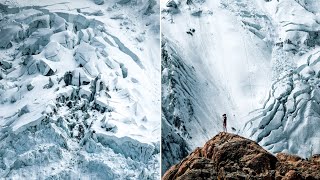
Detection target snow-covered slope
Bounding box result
[161,0,274,173]
[243,0,320,159]
[0,0,160,179]
[161,0,320,174]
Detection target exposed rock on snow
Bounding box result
[43,77,54,89]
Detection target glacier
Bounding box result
[0,0,160,179]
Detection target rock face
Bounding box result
[163,132,320,179]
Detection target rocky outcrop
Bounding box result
[163,132,320,179]
[276,153,320,180]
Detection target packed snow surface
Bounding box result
[0,0,160,179]
[161,0,320,174]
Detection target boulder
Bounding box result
[27,83,34,91]
[43,77,54,89]
[63,71,73,86]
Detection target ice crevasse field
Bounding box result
[161,0,320,174]
[0,0,160,179]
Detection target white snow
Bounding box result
[242,0,320,160]
[161,0,274,173]
[0,0,160,179]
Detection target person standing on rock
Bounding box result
[223,114,227,132]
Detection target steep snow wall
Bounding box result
[161,0,274,173]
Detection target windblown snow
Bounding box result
[161,0,320,175]
[0,0,160,179]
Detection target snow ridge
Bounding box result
[161,37,196,174]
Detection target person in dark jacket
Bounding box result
[223,114,227,132]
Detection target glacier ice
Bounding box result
[0,0,160,179]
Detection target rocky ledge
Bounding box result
[163,132,320,180]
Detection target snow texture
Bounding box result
[0,0,160,179]
[243,0,320,160]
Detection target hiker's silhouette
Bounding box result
[223,114,227,132]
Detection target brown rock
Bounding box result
[283,170,303,180]
[277,153,302,162]
[311,154,320,164]
[163,132,320,180]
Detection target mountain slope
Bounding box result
[161,0,320,174]
[161,0,274,173]
[0,0,160,178]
